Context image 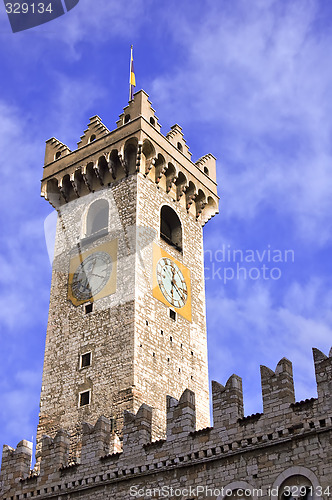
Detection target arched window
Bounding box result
[279,476,313,500]
[86,199,109,237]
[160,205,182,251]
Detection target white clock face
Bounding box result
[71,251,112,301]
[156,257,188,308]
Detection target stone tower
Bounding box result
[37,90,219,459]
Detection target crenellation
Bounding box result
[44,137,71,166]
[80,416,114,466]
[1,380,331,499]
[166,389,196,441]
[40,91,219,223]
[77,115,110,149]
[313,347,332,411]
[195,153,217,182]
[0,440,32,493]
[260,358,295,416]
[122,404,153,453]
[166,124,192,160]
[39,430,70,477]
[116,90,162,133]
[212,375,244,430]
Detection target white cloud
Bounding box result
[151,0,332,245]
[0,369,42,449]
[0,0,151,56]
[207,276,331,415]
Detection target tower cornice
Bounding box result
[41,90,219,225]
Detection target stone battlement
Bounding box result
[40,89,219,225]
[1,348,331,499]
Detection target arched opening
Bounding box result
[279,476,314,500]
[109,149,121,180]
[89,134,96,143]
[59,174,72,203]
[96,156,109,185]
[55,151,61,160]
[204,166,209,175]
[124,114,130,124]
[202,196,217,223]
[46,178,61,206]
[85,199,109,237]
[185,181,197,211]
[164,163,177,193]
[124,138,138,175]
[160,205,182,252]
[177,142,183,152]
[195,189,207,219]
[175,171,187,201]
[217,482,257,500]
[229,491,252,499]
[142,139,155,174]
[150,117,155,126]
[154,153,166,183]
[73,168,84,197]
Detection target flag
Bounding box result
[129,45,136,101]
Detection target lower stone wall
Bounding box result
[1,427,331,499]
[1,348,331,500]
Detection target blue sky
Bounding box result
[1,0,332,454]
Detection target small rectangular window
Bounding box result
[169,309,176,321]
[79,390,90,407]
[80,352,91,368]
[85,303,93,314]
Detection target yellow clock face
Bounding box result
[71,252,113,301]
[153,244,191,321]
[68,240,117,306]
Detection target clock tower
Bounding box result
[37,90,219,459]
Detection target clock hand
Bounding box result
[171,276,187,301]
[172,281,185,301]
[90,256,97,273]
[164,266,174,282]
[91,273,105,279]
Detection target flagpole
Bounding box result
[129,45,133,102]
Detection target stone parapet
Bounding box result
[1,348,331,499]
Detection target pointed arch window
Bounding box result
[85,199,109,238]
[160,205,182,252]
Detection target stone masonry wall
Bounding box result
[36,174,139,460]
[133,172,210,438]
[1,348,331,499]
